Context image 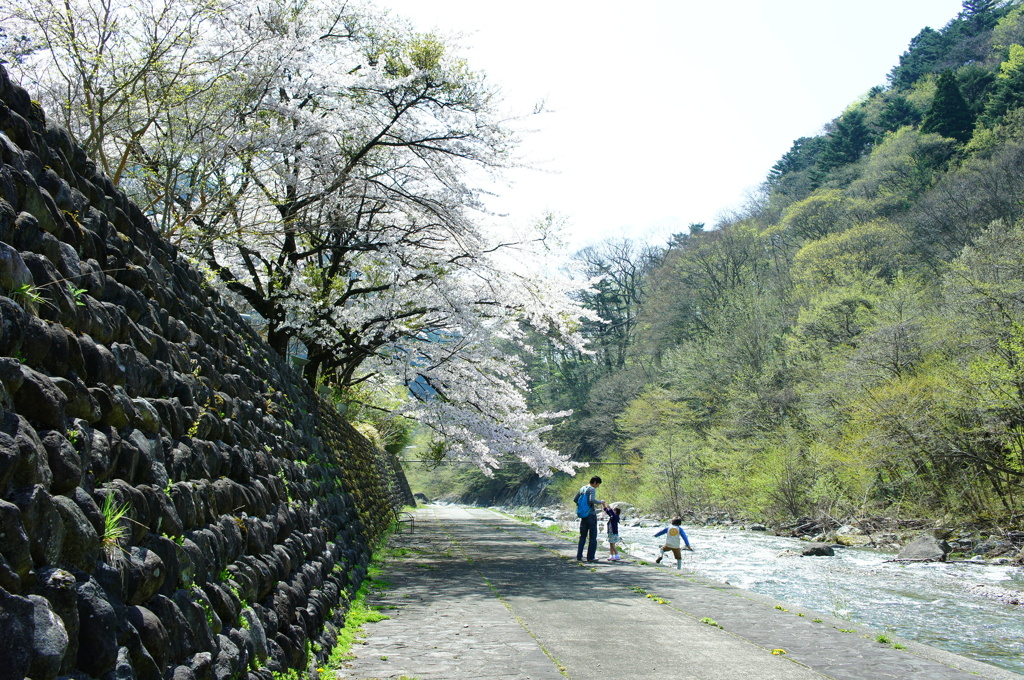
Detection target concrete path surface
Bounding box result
[337,506,1021,680]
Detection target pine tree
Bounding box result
[816,110,872,174]
[922,71,975,143]
[889,28,949,89]
[877,95,922,133]
[959,0,999,28]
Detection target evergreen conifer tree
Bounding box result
[889,28,949,88]
[816,109,871,175]
[878,95,922,133]
[959,0,999,28]
[922,71,975,143]
[768,137,814,185]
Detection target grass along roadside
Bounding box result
[316,558,396,678]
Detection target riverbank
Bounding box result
[339,505,1021,680]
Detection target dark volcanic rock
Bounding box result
[14,364,67,430]
[35,567,80,674]
[76,578,119,677]
[0,587,33,680]
[0,498,31,580]
[122,546,166,605]
[126,606,169,667]
[40,429,83,493]
[28,594,69,680]
[52,493,100,571]
[10,484,64,566]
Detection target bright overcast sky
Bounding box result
[379,0,966,252]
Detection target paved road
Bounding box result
[337,506,1021,680]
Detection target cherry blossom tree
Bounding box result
[2,0,591,474]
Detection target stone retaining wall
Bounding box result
[0,66,413,680]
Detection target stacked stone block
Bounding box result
[0,66,413,680]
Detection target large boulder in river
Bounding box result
[897,533,951,562]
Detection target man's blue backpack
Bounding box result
[575,488,591,518]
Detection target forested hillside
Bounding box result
[529,0,1024,524]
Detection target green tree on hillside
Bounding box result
[877,95,922,133]
[851,128,956,209]
[959,0,1001,29]
[767,136,828,203]
[983,44,1024,125]
[956,64,997,114]
[815,110,872,177]
[779,189,854,241]
[990,3,1024,51]
[619,387,703,515]
[768,137,825,185]
[570,240,660,373]
[889,27,949,89]
[922,71,976,142]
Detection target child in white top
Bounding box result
[654,517,693,569]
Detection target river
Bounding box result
[609,523,1024,675]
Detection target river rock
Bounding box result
[897,533,951,562]
[834,533,872,547]
[801,543,835,557]
[831,522,872,544]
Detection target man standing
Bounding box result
[575,476,606,562]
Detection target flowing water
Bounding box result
[610,523,1024,675]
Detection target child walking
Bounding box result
[654,517,693,569]
[605,505,623,561]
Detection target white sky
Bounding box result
[379,0,966,252]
